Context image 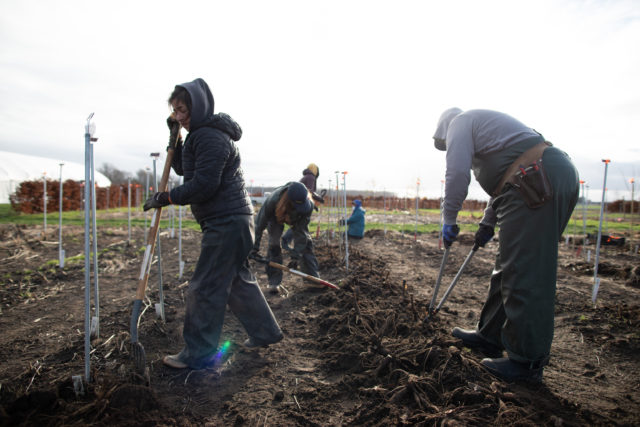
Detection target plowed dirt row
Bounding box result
[0,223,638,426]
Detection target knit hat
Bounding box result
[306,163,319,177]
[352,199,362,208]
[287,182,314,214]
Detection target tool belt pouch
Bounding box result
[508,159,553,209]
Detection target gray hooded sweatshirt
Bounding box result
[433,108,541,225]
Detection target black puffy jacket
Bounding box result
[168,78,253,225]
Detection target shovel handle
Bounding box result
[267,261,339,290]
[135,132,179,300]
[434,244,479,313]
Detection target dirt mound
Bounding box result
[0,225,638,425]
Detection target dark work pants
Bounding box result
[281,227,293,246]
[265,220,319,286]
[178,214,282,369]
[477,147,579,364]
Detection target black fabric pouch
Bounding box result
[507,159,553,209]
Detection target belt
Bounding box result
[491,141,552,197]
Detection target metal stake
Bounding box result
[127,178,131,242]
[630,178,635,254]
[178,177,184,279]
[151,153,165,321]
[592,159,610,304]
[43,174,48,233]
[58,163,65,268]
[90,135,99,338]
[438,179,444,249]
[342,171,349,272]
[383,188,387,237]
[144,167,150,242]
[42,172,47,234]
[83,113,95,382]
[415,179,420,241]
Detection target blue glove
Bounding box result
[442,224,460,248]
[474,224,495,247]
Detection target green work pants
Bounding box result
[477,147,579,364]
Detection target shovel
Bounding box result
[250,254,340,290]
[130,126,179,374]
[428,243,479,319]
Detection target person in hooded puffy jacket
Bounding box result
[432,108,579,383]
[144,78,283,370]
[346,199,366,239]
[281,163,320,250]
[251,181,320,293]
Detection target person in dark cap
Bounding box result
[144,77,282,370]
[432,107,579,383]
[251,181,319,293]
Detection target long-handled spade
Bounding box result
[130,124,180,375]
[250,255,340,290]
[428,243,479,319]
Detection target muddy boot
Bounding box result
[243,333,284,348]
[163,354,189,369]
[481,357,545,383]
[452,327,504,358]
[268,283,280,294]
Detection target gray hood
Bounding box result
[433,107,463,151]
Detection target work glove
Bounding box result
[143,192,171,211]
[248,248,260,260]
[249,249,268,264]
[311,191,325,204]
[338,218,346,226]
[442,224,460,248]
[166,114,183,150]
[287,259,298,270]
[474,223,495,247]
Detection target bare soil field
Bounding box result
[0,218,639,426]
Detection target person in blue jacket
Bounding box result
[346,199,366,239]
[144,78,282,369]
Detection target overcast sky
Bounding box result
[1,0,638,201]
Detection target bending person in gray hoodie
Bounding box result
[432,108,579,383]
[144,78,282,370]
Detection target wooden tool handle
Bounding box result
[135,132,179,299]
[267,261,339,290]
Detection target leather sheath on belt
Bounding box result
[492,141,552,197]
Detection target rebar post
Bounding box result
[83,113,94,382]
[58,163,65,268]
[592,159,610,304]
